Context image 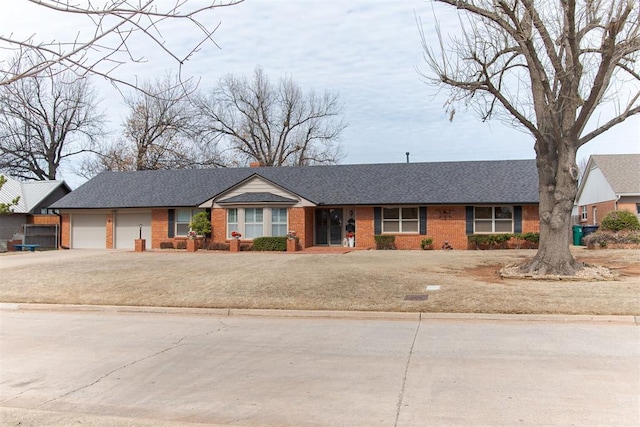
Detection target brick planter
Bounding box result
[229,239,241,253]
[287,238,299,252]
[134,239,146,252]
[186,239,197,252]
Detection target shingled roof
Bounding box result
[589,154,640,194]
[51,159,539,209]
[0,175,71,213]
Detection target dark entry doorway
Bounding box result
[315,208,343,245]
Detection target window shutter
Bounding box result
[514,206,522,233]
[465,206,474,235]
[374,207,381,235]
[168,209,175,238]
[419,207,427,235]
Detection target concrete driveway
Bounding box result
[0,306,638,426]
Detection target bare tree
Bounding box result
[196,66,346,166]
[0,175,20,215]
[0,55,104,180]
[0,1,242,90]
[80,74,224,176]
[420,0,640,275]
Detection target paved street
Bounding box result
[0,307,638,426]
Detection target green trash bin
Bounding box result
[572,225,583,246]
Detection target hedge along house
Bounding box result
[50,159,540,250]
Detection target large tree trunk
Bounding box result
[522,138,583,276]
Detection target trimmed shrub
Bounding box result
[468,234,509,248]
[175,240,187,249]
[374,235,396,250]
[468,233,535,249]
[207,242,229,251]
[159,241,174,249]
[600,210,640,232]
[252,236,287,251]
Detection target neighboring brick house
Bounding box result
[575,154,640,226]
[51,159,540,250]
[0,174,71,249]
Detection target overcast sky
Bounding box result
[2,1,638,186]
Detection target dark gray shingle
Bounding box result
[51,159,539,209]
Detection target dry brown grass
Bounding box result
[1,247,638,315]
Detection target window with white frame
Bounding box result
[382,207,419,233]
[227,208,239,238]
[244,208,264,239]
[226,207,289,239]
[474,206,513,233]
[271,208,288,236]
[581,205,587,221]
[176,209,204,236]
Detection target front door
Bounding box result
[315,208,343,245]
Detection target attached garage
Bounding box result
[71,214,106,249]
[114,211,152,250]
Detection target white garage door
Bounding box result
[72,214,106,249]
[115,212,152,250]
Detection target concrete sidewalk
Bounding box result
[1,301,637,324]
[1,307,638,426]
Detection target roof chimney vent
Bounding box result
[249,161,263,168]
[406,152,410,163]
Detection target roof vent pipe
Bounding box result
[406,152,410,163]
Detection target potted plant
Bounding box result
[346,231,355,248]
[420,237,434,250]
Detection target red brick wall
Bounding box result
[354,204,539,251]
[147,204,540,251]
[106,213,114,249]
[580,200,616,225]
[617,201,638,214]
[151,209,168,249]
[425,206,468,250]
[523,205,540,232]
[211,208,227,243]
[60,214,70,248]
[354,207,375,249]
[288,207,310,248]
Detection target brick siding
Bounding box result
[136,204,542,251]
[105,213,114,249]
[151,209,169,249]
[60,214,70,248]
[580,200,616,225]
